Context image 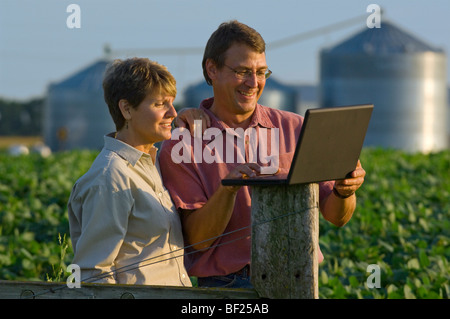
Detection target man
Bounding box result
[159,20,366,288]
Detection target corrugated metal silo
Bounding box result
[320,21,448,152]
[259,77,298,113]
[183,77,298,112]
[291,84,319,116]
[183,80,213,108]
[44,59,115,151]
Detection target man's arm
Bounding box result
[321,160,366,227]
[181,163,260,251]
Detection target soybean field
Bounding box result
[0,148,448,298]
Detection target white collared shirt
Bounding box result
[68,134,191,286]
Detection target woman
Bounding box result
[68,57,203,286]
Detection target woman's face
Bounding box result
[128,92,177,146]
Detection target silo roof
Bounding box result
[324,21,443,55]
[49,59,111,92]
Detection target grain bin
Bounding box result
[43,59,115,151]
[183,80,213,108]
[183,77,298,112]
[291,85,319,116]
[259,77,298,113]
[320,21,448,152]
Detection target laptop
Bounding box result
[221,104,373,186]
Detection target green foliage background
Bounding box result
[319,148,449,298]
[0,148,448,298]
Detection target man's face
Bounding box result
[209,43,268,119]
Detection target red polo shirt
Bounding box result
[159,98,333,277]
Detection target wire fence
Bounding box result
[24,206,318,298]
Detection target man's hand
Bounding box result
[173,108,211,135]
[333,160,366,198]
[223,163,262,194]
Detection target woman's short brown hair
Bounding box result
[103,57,177,130]
[202,20,266,85]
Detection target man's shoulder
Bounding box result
[159,136,194,165]
[259,103,301,117]
[160,134,190,152]
[258,104,303,126]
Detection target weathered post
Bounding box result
[251,183,319,299]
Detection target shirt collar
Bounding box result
[199,97,276,131]
[104,133,154,167]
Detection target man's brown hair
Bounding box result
[202,20,266,85]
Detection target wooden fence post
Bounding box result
[251,183,319,299]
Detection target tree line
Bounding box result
[0,98,44,136]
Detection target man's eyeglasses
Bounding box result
[224,64,272,81]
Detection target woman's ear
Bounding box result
[118,99,131,120]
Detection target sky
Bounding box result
[1,0,449,103]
